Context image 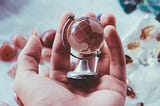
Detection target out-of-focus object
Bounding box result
[123,15,160,105]
[40,29,56,48]
[138,0,160,14]
[158,52,160,62]
[118,0,143,14]
[97,14,102,21]
[124,15,160,67]
[125,54,133,64]
[137,0,160,22]
[119,0,160,22]
[155,13,160,22]
[156,33,160,42]
[127,85,136,98]
[12,34,27,49]
[137,49,156,66]
[136,102,144,106]
[0,42,17,61]
[127,41,140,50]
[140,25,156,40]
[0,0,29,20]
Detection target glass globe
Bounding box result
[63,15,104,59]
[62,15,104,80]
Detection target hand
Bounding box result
[14,12,126,106]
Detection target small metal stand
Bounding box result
[67,60,100,80]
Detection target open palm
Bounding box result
[14,12,126,106]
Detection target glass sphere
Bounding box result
[63,16,104,59]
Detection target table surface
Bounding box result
[0,0,159,106]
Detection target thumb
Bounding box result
[16,35,42,75]
[14,34,42,104]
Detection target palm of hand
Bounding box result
[14,12,126,106]
[53,75,125,106]
[16,73,125,106]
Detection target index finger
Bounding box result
[16,35,42,75]
[51,12,74,72]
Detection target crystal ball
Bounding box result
[65,17,104,55]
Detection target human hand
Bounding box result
[14,12,126,106]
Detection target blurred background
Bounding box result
[0,0,150,40]
[0,0,160,106]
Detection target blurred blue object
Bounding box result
[138,0,160,14]
[97,14,102,21]
[118,0,143,14]
[137,0,160,22]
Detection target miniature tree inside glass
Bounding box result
[62,15,104,80]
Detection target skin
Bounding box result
[14,12,126,106]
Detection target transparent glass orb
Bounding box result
[63,16,104,59]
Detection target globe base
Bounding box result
[66,71,100,80]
